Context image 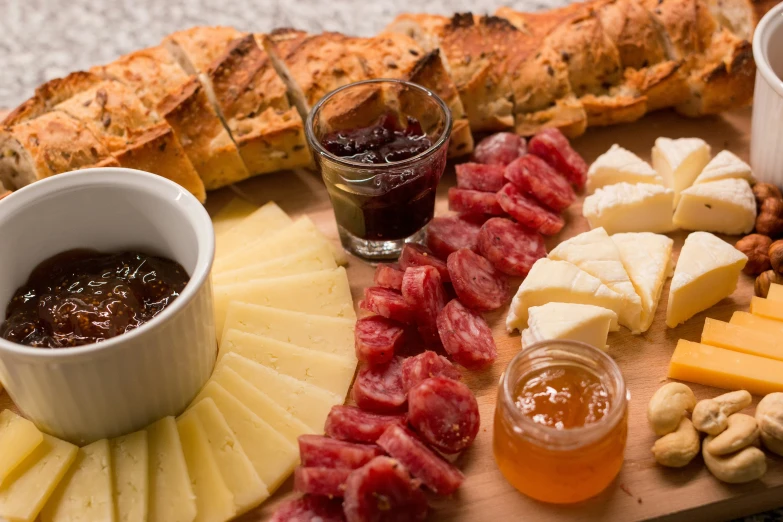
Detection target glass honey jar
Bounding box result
[493,340,628,504]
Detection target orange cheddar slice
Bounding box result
[701,318,783,362]
[730,311,783,336]
[750,296,783,322]
[767,283,783,302]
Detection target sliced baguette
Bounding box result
[164,26,245,75]
[2,71,102,126]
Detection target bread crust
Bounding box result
[3,71,102,126]
[164,26,245,74]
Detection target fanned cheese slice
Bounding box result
[0,410,44,486]
[666,232,747,328]
[693,150,753,185]
[215,202,292,260]
[652,137,711,203]
[586,144,662,193]
[583,182,675,234]
[212,243,337,285]
[521,303,618,350]
[212,198,259,239]
[673,178,756,235]
[146,417,197,522]
[548,227,643,333]
[611,232,674,333]
[506,259,626,333]
[110,431,148,522]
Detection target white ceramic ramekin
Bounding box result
[0,168,216,445]
[751,3,783,185]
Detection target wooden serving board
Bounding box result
[2,106,781,521]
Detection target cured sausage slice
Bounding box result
[399,244,450,282]
[270,496,346,522]
[355,316,405,365]
[294,466,352,497]
[426,216,481,260]
[378,424,465,496]
[360,287,416,324]
[374,263,404,291]
[325,406,406,444]
[408,377,480,454]
[437,299,498,369]
[455,163,506,192]
[401,350,462,392]
[472,132,527,166]
[477,217,546,276]
[505,155,576,212]
[343,457,428,522]
[299,434,383,470]
[497,183,565,236]
[448,188,505,217]
[446,249,510,311]
[352,357,407,414]
[528,128,588,189]
[401,266,446,346]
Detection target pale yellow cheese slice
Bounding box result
[212,243,336,285]
[110,431,148,522]
[582,182,675,234]
[191,381,298,493]
[212,198,258,239]
[218,352,343,431]
[0,434,78,522]
[215,201,292,260]
[693,150,754,185]
[0,410,44,486]
[521,303,618,350]
[219,329,356,398]
[672,178,756,235]
[41,439,115,522]
[146,417,196,522]
[586,144,662,193]
[652,137,711,204]
[187,398,269,515]
[176,413,235,522]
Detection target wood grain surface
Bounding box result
[3,107,782,521]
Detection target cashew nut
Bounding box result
[702,436,767,483]
[647,383,697,436]
[652,417,700,467]
[692,390,752,435]
[704,414,760,456]
[756,392,783,457]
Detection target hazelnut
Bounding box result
[755,270,783,298]
[770,240,783,274]
[736,234,772,275]
[756,198,783,237]
[753,183,783,208]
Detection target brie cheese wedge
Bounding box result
[652,137,711,203]
[521,303,619,351]
[693,150,753,185]
[672,178,756,235]
[586,144,662,194]
[583,182,675,234]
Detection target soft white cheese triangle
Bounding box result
[586,144,663,194]
[548,227,643,333]
[693,150,753,185]
[611,232,674,333]
[652,137,711,203]
[583,182,675,234]
[506,258,625,333]
[672,178,756,235]
[666,232,748,328]
[521,303,619,350]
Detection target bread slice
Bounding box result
[164,26,245,75]
[3,71,102,126]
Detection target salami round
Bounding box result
[455,163,506,192]
[477,217,546,276]
[378,424,465,496]
[355,316,406,365]
[399,244,450,282]
[270,496,345,522]
[408,377,480,454]
[497,183,564,236]
[472,132,527,166]
[325,406,406,444]
[360,287,416,324]
[299,434,383,470]
[446,249,510,311]
[505,155,576,212]
[401,350,462,392]
[426,216,481,260]
[352,357,407,414]
[528,128,588,189]
[294,466,352,497]
[437,299,498,369]
[401,266,446,346]
[343,456,428,522]
[374,263,404,291]
[448,188,505,217]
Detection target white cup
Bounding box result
[751,3,783,186]
[0,168,216,445]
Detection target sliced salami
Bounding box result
[401,265,447,346]
[325,406,407,444]
[408,377,481,454]
[426,216,481,260]
[528,128,588,189]
[352,357,407,414]
[355,316,405,365]
[399,244,450,282]
[294,466,352,497]
[437,299,498,369]
[472,132,527,166]
[401,350,462,392]
[446,249,510,311]
[505,155,576,212]
[378,424,465,496]
[270,496,346,522]
[299,435,383,470]
[477,217,546,276]
[448,188,504,217]
[360,287,416,324]
[497,183,564,236]
[343,456,428,522]
[374,263,404,291]
[455,163,506,192]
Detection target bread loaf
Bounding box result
[2,71,102,126]
[164,26,244,75]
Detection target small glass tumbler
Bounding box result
[305,79,452,260]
